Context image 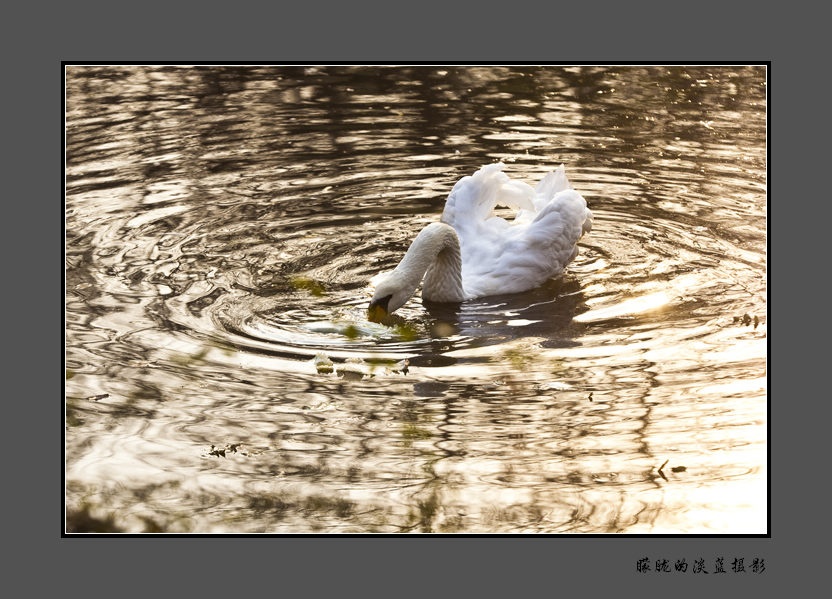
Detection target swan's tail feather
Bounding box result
[581,207,593,236]
[533,189,591,233]
[534,164,573,210]
[526,188,592,276]
[534,165,591,239]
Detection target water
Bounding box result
[65,65,767,533]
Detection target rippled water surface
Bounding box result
[65,66,767,533]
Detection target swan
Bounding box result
[368,162,592,320]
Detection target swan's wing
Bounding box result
[462,189,592,297]
[441,163,535,239]
[515,188,592,276]
[439,164,590,299]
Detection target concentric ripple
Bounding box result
[66,66,766,534]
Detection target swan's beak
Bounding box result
[368,294,392,323]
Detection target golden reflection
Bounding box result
[697,376,766,397]
[66,65,767,533]
[574,291,670,322]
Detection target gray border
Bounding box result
[17,0,810,594]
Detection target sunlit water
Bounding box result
[65,66,766,533]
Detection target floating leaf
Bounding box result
[342,325,359,340]
[290,276,326,297]
[394,324,419,342]
[172,347,209,366]
[501,347,535,369]
[401,424,433,447]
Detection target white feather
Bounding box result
[369,163,592,315]
[441,162,591,298]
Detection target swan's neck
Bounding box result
[394,222,465,303]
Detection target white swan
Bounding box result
[368,163,592,320]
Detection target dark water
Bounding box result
[65,65,766,533]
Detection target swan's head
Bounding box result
[368,273,413,322]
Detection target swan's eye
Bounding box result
[368,294,392,322]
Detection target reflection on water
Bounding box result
[65,65,766,533]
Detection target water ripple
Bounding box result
[66,65,766,534]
